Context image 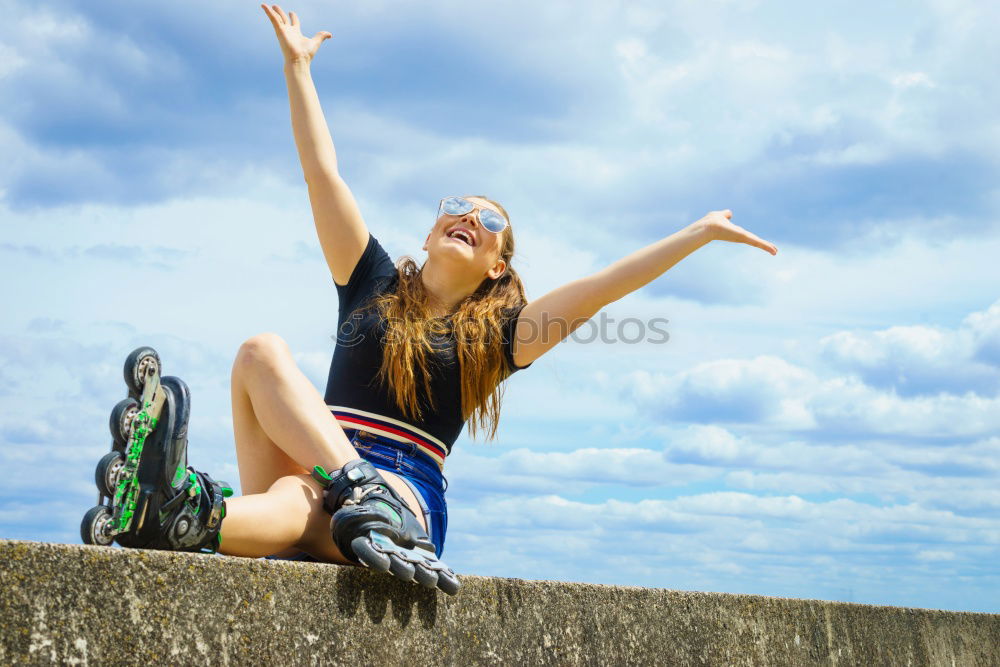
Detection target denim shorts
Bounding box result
[342,426,449,557]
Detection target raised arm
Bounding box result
[511,211,778,367]
[263,4,369,286]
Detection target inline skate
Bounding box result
[81,346,233,553]
[312,459,461,595]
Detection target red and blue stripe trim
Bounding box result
[327,405,449,468]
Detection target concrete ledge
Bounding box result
[1,539,997,665]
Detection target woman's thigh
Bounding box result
[231,337,310,494]
[231,333,357,494]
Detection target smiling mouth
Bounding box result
[446,229,476,247]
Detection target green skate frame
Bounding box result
[110,361,167,536]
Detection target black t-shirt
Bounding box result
[324,232,532,467]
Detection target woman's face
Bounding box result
[424,196,507,279]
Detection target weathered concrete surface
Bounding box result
[0,540,996,666]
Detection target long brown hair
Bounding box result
[369,195,526,441]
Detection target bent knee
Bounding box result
[235,332,292,372]
[266,474,326,525]
[273,474,348,561]
[268,472,323,499]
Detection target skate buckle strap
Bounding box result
[199,470,227,530]
[312,460,399,516]
[162,468,232,534]
[207,492,223,529]
[311,465,337,484]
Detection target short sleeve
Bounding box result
[501,304,533,375]
[335,232,397,318]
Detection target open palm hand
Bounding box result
[701,210,778,255]
[261,4,332,65]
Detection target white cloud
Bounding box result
[0,42,26,79]
[819,303,1000,396]
[965,301,1000,365]
[892,72,935,89]
[444,487,997,607]
[623,355,818,427]
[445,444,715,499]
[620,300,1000,439]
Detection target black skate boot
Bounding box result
[311,460,461,595]
[81,346,233,554]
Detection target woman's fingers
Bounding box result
[262,4,289,34]
[261,4,291,47]
[261,4,279,27]
[751,236,778,255]
[738,227,778,255]
[732,225,775,254]
[273,5,290,25]
[262,3,282,26]
[289,10,299,27]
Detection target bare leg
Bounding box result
[220,471,426,562]
[218,333,427,559]
[230,333,358,476]
[217,474,343,559]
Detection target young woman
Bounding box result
[84,5,777,596]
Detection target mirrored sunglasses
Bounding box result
[437,196,509,233]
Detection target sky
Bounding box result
[1,0,998,613]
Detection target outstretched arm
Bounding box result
[263,4,369,286]
[511,210,778,367]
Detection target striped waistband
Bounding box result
[328,405,448,469]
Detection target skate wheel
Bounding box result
[95,451,127,498]
[413,563,439,590]
[436,569,461,596]
[81,505,115,546]
[124,347,161,399]
[387,553,416,583]
[109,397,139,451]
[351,536,390,572]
